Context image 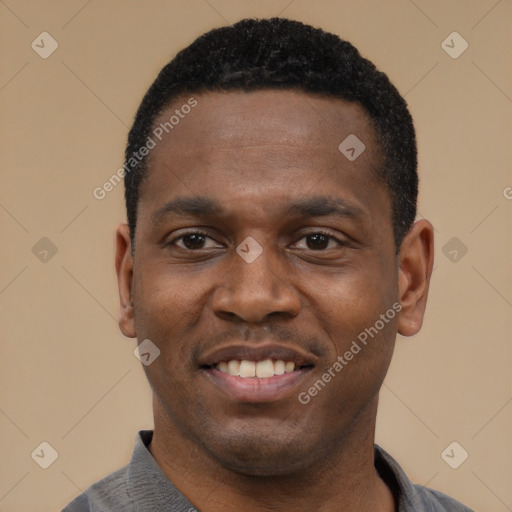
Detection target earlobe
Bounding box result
[115,224,137,338]
[396,219,435,337]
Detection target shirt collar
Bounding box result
[127,430,427,512]
[126,430,197,512]
[375,444,433,511]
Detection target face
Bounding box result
[116,90,433,476]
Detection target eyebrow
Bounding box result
[151,195,363,226]
[152,196,223,225]
[288,196,361,219]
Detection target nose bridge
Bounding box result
[212,236,301,322]
[232,236,285,298]
[236,239,280,291]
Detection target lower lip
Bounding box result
[203,368,312,403]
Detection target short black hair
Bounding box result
[125,17,417,251]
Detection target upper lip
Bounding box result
[199,342,318,368]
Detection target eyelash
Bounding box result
[295,231,348,250]
[168,230,347,250]
[170,230,212,248]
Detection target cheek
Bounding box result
[135,264,207,323]
[133,270,209,375]
[299,265,398,399]
[303,264,396,343]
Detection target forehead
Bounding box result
[150,89,378,159]
[137,90,389,231]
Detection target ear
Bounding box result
[396,219,435,337]
[115,224,136,338]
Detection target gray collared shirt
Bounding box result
[62,430,474,512]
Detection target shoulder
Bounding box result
[410,484,476,511]
[61,464,134,512]
[374,445,475,512]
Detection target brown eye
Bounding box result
[180,233,207,250]
[305,233,330,250]
[293,232,343,251]
[169,231,221,250]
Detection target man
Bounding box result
[63,17,473,512]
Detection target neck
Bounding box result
[149,396,395,512]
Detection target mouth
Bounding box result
[205,359,309,378]
[199,343,316,402]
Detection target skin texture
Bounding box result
[115,90,434,512]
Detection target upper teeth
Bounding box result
[217,359,296,378]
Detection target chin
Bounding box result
[198,428,324,477]
[211,448,311,477]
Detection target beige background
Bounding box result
[1,1,511,511]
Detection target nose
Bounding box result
[211,244,301,324]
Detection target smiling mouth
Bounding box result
[202,359,313,379]
[198,342,317,401]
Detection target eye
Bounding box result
[170,231,221,250]
[293,232,345,251]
